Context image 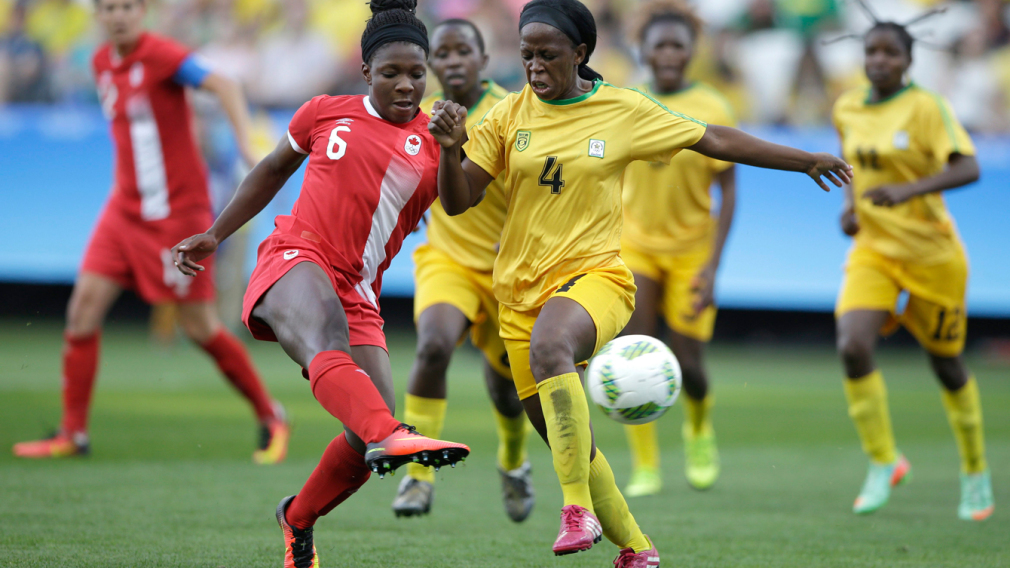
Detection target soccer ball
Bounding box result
[586,335,682,425]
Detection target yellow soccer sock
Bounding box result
[537,372,594,510]
[493,407,529,472]
[403,394,447,483]
[941,376,988,474]
[843,370,897,464]
[624,422,659,472]
[683,393,714,437]
[588,450,650,553]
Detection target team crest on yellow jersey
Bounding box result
[516,130,531,152]
[589,139,605,158]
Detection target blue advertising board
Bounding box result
[1,105,1007,315]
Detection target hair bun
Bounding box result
[368,0,417,15]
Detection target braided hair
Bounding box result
[823,0,947,54]
[360,0,429,64]
[519,0,602,81]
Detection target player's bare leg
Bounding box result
[13,272,121,458]
[837,310,910,514]
[528,297,651,558]
[253,264,468,565]
[620,273,663,495]
[178,301,289,464]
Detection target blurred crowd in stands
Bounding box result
[2,0,1010,129]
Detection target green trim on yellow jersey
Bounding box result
[538,79,603,105]
[469,80,504,111]
[864,82,914,105]
[624,85,707,127]
[927,90,962,154]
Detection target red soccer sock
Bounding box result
[308,350,400,444]
[286,433,371,529]
[200,329,276,423]
[60,332,101,435]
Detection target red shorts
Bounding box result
[241,229,387,350]
[81,204,215,303]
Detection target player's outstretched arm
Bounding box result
[172,137,306,276]
[200,72,258,169]
[689,125,853,192]
[429,100,493,215]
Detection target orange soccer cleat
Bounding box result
[364,424,469,479]
[13,431,89,459]
[254,403,291,465]
[276,496,319,568]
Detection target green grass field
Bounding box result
[1,319,1007,567]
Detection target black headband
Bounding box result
[362,23,429,64]
[519,5,582,46]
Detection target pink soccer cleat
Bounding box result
[614,535,660,567]
[552,505,603,556]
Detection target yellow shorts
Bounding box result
[622,241,717,342]
[836,246,969,357]
[413,244,511,377]
[499,264,637,400]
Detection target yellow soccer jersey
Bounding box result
[622,83,736,254]
[420,80,510,272]
[464,81,708,311]
[833,84,975,264]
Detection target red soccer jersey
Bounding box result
[282,95,441,308]
[93,33,209,221]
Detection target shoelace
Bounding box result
[561,508,585,531]
[503,474,531,500]
[861,465,891,495]
[688,437,713,466]
[613,548,645,568]
[966,477,984,508]
[290,525,315,563]
[397,424,421,436]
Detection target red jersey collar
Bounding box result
[362,95,425,128]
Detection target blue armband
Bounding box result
[173,54,212,88]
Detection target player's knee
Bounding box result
[529,334,575,380]
[929,355,968,391]
[680,365,709,399]
[414,333,455,373]
[65,293,102,336]
[837,334,873,376]
[178,310,218,344]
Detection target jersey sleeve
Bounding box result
[707,96,737,173]
[630,90,708,164]
[172,54,212,88]
[148,36,191,82]
[919,93,976,159]
[463,98,509,178]
[287,97,322,155]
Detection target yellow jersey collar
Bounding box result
[536,79,603,106]
[865,82,915,106]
